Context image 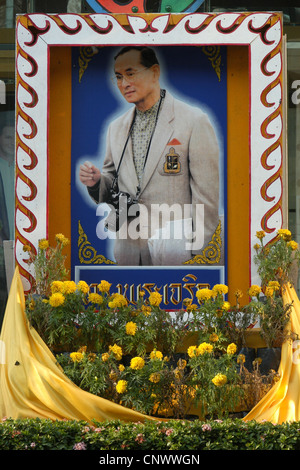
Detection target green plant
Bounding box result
[2,417,300,450]
[248,228,300,347]
[26,279,115,350]
[254,228,300,288]
[57,337,242,420]
[185,341,243,419]
[23,232,297,423]
[247,280,294,348]
[187,284,258,351]
[237,353,280,410]
[23,233,70,296]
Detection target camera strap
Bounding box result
[113,89,165,198]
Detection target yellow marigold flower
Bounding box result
[28,299,35,311]
[248,285,261,297]
[190,303,198,311]
[183,298,192,306]
[174,368,182,379]
[198,342,213,355]
[253,357,262,365]
[116,380,127,394]
[119,364,125,372]
[150,349,163,360]
[63,280,77,294]
[268,281,280,291]
[88,293,103,304]
[55,233,70,246]
[51,280,65,294]
[130,356,145,370]
[77,280,90,294]
[23,244,32,252]
[149,373,161,383]
[49,292,65,307]
[187,345,199,358]
[38,238,49,250]
[237,354,246,364]
[235,289,243,300]
[88,353,96,362]
[125,321,137,336]
[253,243,261,250]
[212,284,228,296]
[196,288,213,302]
[212,373,227,387]
[70,352,84,362]
[148,291,162,307]
[287,240,298,251]
[108,293,127,308]
[265,286,274,298]
[209,332,219,343]
[142,305,151,316]
[109,370,118,381]
[222,301,231,311]
[256,230,266,240]
[177,358,187,369]
[109,344,123,361]
[273,374,280,384]
[102,353,109,362]
[277,228,292,241]
[227,343,237,355]
[97,280,112,293]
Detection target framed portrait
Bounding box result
[15,12,285,307]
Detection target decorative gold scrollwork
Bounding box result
[78,221,115,264]
[184,220,222,265]
[202,46,222,82]
[78,46,99,83]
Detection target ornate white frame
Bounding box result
[15,12,284,291]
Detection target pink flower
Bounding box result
[135,433,145,444]
[73,441,87,450]
[94,427,105,433]
[165,428,174,436]
[202,424,212,432]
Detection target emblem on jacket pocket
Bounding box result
[163,147,181,174]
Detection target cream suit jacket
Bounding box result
[89,90,220,266]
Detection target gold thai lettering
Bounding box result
[86,276,212,306]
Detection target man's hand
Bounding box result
[79,161,101,187]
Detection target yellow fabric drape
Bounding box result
[243,283,300,424]
[0,268,158,424]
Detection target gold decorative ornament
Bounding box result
[184,220,222,265]
[78,221,115,264]
[202,46,222,82]
[78,46,99,83]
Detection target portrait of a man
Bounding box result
[78,46,221,266]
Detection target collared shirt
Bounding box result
[131,96,164,185]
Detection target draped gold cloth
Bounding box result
[243,283,300,424]
[0,268,157,424]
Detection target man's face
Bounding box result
[114,49,160,110]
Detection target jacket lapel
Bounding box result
[140,91,174,193]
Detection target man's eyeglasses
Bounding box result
[112,67,148,85]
